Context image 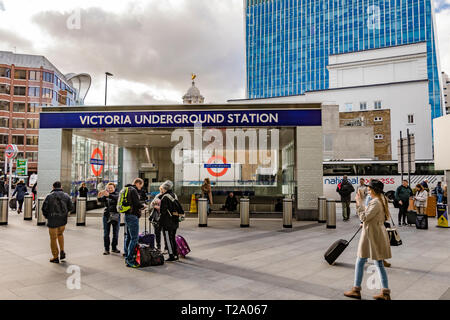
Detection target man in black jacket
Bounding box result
[98,182,120,255]
[336,175,355,221]
[42,181,73,263]
[123,178,145,268]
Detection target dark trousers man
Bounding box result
[124,214,139,266]
[342,200,351,220]
[103,216,120,252]
[18,199,24,213]
[398,201,409,225]
[162,226,178,259]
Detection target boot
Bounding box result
[383,260,391,268]
[344,286,361,299]
[373,288,391,300]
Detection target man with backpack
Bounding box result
[117,178,145,268]
[42,181,73,263]
[159,180,184,261]
[336,175,355,221]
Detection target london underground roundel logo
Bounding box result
[205,155,231,177]
[90,148,104,177]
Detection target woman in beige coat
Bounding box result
[344,179,392,300]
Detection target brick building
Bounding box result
[339,109,392,161]
[0,51,90,177]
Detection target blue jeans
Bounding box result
[437,194,443,203]
[103,215,120,251]
[124,214,139,265]
[354,257,389,289]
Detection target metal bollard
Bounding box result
[240,197,250,228]
[198,197,208,227]
[76,197,87,226]
[36,197,46,226]
[318,196,327,223]
[24,195,33,221]
[0,197,8,225]
[326,199,336,229]
[282,197,293,228]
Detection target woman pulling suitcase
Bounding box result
[344,179,392,300]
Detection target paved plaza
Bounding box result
[0,204,449,300]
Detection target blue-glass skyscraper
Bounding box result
[245,0,443,122]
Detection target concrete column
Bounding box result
[295,126,323,220]
[122,148,139,186]
[37,129,73,197]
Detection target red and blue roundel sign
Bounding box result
[204,155,231,177]
[90,148,104,177]
[5,144,18,159]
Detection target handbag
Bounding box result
[107,212,120,223]
[386,217,402,246]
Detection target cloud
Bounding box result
[0,28,33,52]
[31,0,245,105]
[435,0,450,13]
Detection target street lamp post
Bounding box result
[105,72,113,105]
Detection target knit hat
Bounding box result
[161,180,173,191]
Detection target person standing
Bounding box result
[414,184,428,214]
[336,175,355,221]
[444,183,448,205]
[222,192,238,212]
[201,178,213,215]
[394,180,413,226]
[78,182,88,198]
[122,178,145,268]
[12,180,28,214]
[356,178,368,214]
[98,182,121,255]
[344,179,392,300]
[149,186,167,253]
[434,181,444,204]
[159,180,184,262]
[42,181,73,263]
[31,182,37,201]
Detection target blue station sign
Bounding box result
[39,109,321,129]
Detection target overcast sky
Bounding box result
[0,0,449,106]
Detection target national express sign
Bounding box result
[39,109,321,129]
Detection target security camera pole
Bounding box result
[105,72,113,105]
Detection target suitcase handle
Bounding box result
[348,226,362,244]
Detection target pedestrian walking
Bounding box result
[12,180,28,214]
[98,182,121,255]
[31,182,37,201]
[42,181,73,263]
[356,178,368,214]
[434,181,444,204]
[201,178,213,215]
[159,180,184,262]
[344,179,392,300]
[78,182,88,198]
[414,184,428,214]
[394,180,413,226]
[120,178,145,268]
[336,175,355,221]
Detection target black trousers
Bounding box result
[162,226,178,258]
[398,201,409,224]
[154,223,167,250]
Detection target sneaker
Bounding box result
[126,261,139,268]
[50,257,59,264]
[103,250,110,255]
[111,248,121,254]
[167,256,177,262]
[60,251,66,260]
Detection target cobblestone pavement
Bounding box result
[0,204,449,300]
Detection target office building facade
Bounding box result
[245,0,444,123]
[0,51,90,176]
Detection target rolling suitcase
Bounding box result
[9,198,16,210]
[416,214,428,230]
[176,235,191,258]
[406,211,417,225]
[324,226,361,265]
[139,208,155,248]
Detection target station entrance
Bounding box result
[37,103,324,220]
